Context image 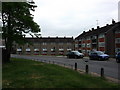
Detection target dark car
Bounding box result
[66,51,84,59]
[89,51,109,60]
[116,52,120,63]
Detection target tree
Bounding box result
[2,1,40,63]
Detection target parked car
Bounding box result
[116,52,120,63]
[89,51,109,60]
[66,51,84,59]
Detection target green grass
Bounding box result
[2,58,120,88]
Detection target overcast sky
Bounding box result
[32,0,119,38]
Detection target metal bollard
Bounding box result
[101,68,104,78]
[86,65,89,74]
[49,61,50,64]
[53,61,54,64]
[64,64,65,67]
[75,63,77,70]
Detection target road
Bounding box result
[11,54,120,80]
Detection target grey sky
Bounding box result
[31,0,119,38]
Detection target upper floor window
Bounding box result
[42,42,47,45]
[82,43,86,47]
[59,43,64,45]
[67,43,72,45]
[99,42,105,47]
[99,34,104,38]
[115,30,120,33]
[115,38,120,43]
[86,43,91,48]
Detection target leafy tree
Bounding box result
[1,1,40,63]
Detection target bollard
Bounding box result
[75,63,77,70]
[101,68,104,78]
[85,65,89,74]
[71,65,73,69]
[49,61,50,64]
[64,64,65,67]
[53,61,54,64]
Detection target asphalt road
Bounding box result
[11,54,120,80]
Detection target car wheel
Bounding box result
[116,59,120,63]
[98,58,101,61]
[75,56,78,59]
[67,56,70,58]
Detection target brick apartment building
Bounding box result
[75,20,120,57]
[14,37,74,55]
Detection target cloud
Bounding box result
[33,0,119,38]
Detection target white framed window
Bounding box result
[82,43,86,47]
[51,42,55,45]
[67,48,72,51]
[115,38,120,43]
[59,48,64,51]
[26,48,31,52]
[67,43,71,45]
[86,43,91,48]
[34,48,39,52]
[17,49,22,52]
[42,42,47,45]
[59,43,64,45]
[42,48,47,52]
[99,42,105,47]
[82,50,86,53]
[86,36,91,40]
[115,48,120,53]
[115,30,120,33]
[99,34,105,38]
[87,50,90,54]
[75,44,78,47]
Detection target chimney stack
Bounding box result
[97,26,100,29]
[112,19,115,24]
[92,28,94,31]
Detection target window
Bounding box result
[42,42,47,45]
[99,42,105,47]
[51,42,55,45]
[67,48,72,51]
[26,48,31,52]
[34,48,39,52]
[86,37,90,40]
[115,48,120,53]
[17,48,22,52]
[86,43,91,48]
[67,43,71,45]
[82,50,86,53]
[115,30,120,33]
[59,43,64,45]
[82,43,85,47]
[115,38,120,43]
[99,34,104,38]
[75,44,78,47]
[43,48,47,52]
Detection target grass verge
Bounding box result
[2,58,120,88]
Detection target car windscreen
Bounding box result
[97,51,104,55]
[74,51,80,55]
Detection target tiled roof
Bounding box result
[75,22,119,40]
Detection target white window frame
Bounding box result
[115,38,120,43]
[99,42,105,47]
[17,48,22,52]
[26,48,31,52]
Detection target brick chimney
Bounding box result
[112,19,115,24]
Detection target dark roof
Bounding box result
[25,37,74,43]
[75,21,119,40]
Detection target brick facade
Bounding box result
[75,20,120,57]
[15,37,74,56]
